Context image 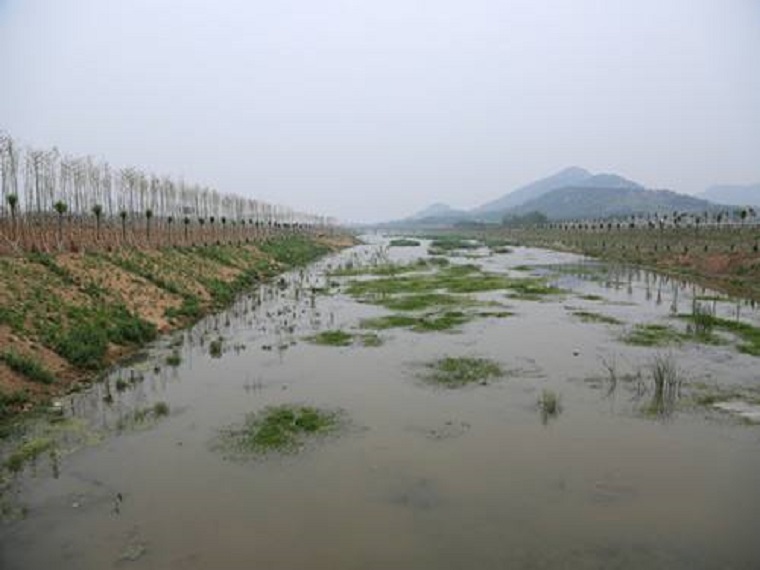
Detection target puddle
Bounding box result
[1,235,760,569]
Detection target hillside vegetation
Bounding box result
[0,234,352,423]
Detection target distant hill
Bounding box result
[473,166,591,213]
[510,185,718,220]
[375,168,731,228]
[701,184,760,206]
[409,202,466,219]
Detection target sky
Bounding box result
[1,0,759,223]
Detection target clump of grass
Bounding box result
[4,437,55,473]
[0,350,56,384]
[223,405,340,453]
[622,324,684,347]
[209,337,223,358]
[360,315,419,330]
[646,354,682,417]
[378,293,464,312]
[429,237,481,251]
[538,390,562,424]
[166,351,182,367]
[679,311,760,356]
[308,330,354,346]
[389,238,421,247]
[506,279,565,300]
[421,356,503,388]
[361,311,471,333]
[358,333,383,347]
[0,390,29,423]
[578,293,605,301]
[153,401,170,417]
[571,310,623,325]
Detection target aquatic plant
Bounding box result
[421,356,503,388]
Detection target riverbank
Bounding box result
[428,227,760,302]
[0,233,356,424]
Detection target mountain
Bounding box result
[473,166,591,213]
[510,185,718,220]
[701,184,760,206]
[409,203,464,219]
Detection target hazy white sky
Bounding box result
[1,0,759,222]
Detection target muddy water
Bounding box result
[2,237,760,569]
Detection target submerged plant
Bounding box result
[220,405,341,454]
[421,356,503,388]
[646,353,682,417]
[538,389,562,424]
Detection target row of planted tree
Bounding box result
[0,132,335,254]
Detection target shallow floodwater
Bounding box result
[2,237,760,569]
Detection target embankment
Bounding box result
[0,233,355,423]
[499,227,760,302]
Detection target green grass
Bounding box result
[389,238,421,247]
[505,279,565,300]
[570,310,623,325]
[166,351,182,367]
[622,324,685,347]
[347,264,527,298]
[428,237,481,251]
[421,356,503,388]
[0,390,29,423]
[165,294,204,321]
[361,311,471,333]
[258,236,331,267]
[42,303,156,370]
[4,437,55,473]
[538,390,562,423]
[309,330,354,347]
[679,313,760,356]
[0,351,56,384]
[224,405,340,453]
[377,293,464,311]
[360,315,419,330]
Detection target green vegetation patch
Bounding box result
[421,356,503,388]
[4,436,55,473]
[428,236,481,251]
[45,304,156,369]
[378,293,464,312]
[347,264,520,298]
[505,279,566,300]
[309,330,354,347]
[538,389,562,423]
[220,405,341,454]
[361,311,471,333]
[258,236,331,267]
[570,310,623,325]
[0,351,56,384]
[389,238,421,247]
[679,313,760,357]
[0,390,30,424]
[622,324,686,347]
[306,330,385,347]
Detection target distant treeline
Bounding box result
[0,132,334,254]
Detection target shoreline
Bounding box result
[0,233,357,427]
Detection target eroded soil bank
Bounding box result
[0,233,355,422]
